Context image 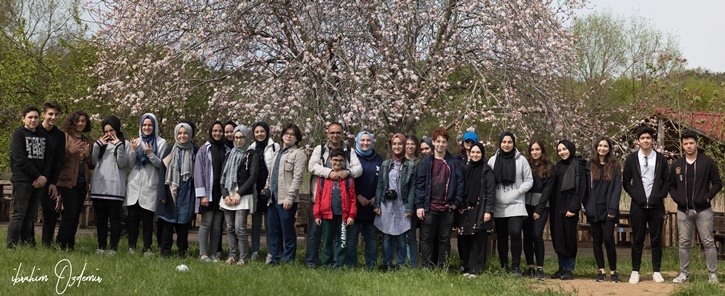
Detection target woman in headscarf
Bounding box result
[248,121,280,262]
[550,140,588,280]
[459,131,478,165]
[374,134,416,271]
[456,143,496,277]
[126,113,167,255]
[158,122,197,257]
[487,131,533,276]
[419,136,433,158]
[346,131,383,268]
[194,121,227,262]
[220,125,259,265]
[523,139,555,280]
[90,115,129,254]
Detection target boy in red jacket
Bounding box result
[314,148,357,268]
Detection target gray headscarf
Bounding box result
[221,125,251,194]
[166,123,194,201]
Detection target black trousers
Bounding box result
[56,184,87,249]
[126,203,155,250]
[94,199,122,250]
[495,216,525,269]
[591,219,617,271]
[160,221,190,257]
[6,182,42,248]
[420,209,455,268]
[630,203,664,272]
[458,230,489,274]
[523,206,549,267]
[40,186,60,247]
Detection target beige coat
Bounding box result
[265,145,308,205]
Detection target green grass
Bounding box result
[0,230,722,296]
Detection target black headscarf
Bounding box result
[251,121,270,151]
[464,143,486,205]
[208,121,226,184]
[557,140,577,165]
[493,131,517,186]
[223,121,237,149]
[99,115,125,158]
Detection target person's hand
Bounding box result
[484,213,491,223]
[109,133,120,145]
[329,171,341,181]
[69,140,84,154]
[368,197,375,206]
[315,219,322,226]
[565,211,575,218]
[161,198,167,204]
[48,184,58,200]
[374,208,381,215]
[130,138,140,150]
[283,202,292,210]
[224,196,232,206]
[34,176,47,188]
[55,196,63,212]
[346,218,354,226]
[142,141,153,155]
[357,195,368,206]
[607,214,616,219]
[338,170,350,179]
[405,212,412,217]
[99,135,109,145]
[533,212,540,220]
[458,208,465,214]
[417,209,425,220]
[200,196,209,207]
[449,205,457,210]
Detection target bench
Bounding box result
[1,180,12,221]
[714,213,725,260]
[295,194,311,248]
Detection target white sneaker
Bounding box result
[653,272,664,283]
[467,274,477,278]
[128,248,135,255]
[709,273,719,284]
[144,250,154,257]
[265,254,273,264]
[95,249,105,255]
[672,273,688,283]
[629,271,640,284]
[105,250,116,256]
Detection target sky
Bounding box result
[584,0,725,72]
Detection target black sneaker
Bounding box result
[611,272,621,283]
[561,270,574,280]
[512,267,522,277]
[551,269,563,279]
[536,268,545,280]
[596,271,606,282]
[527,267,536,278]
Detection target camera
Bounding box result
[260,188,271,199]
[384,190,398,200]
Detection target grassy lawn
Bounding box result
[0,230,722,296]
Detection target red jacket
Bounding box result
[313,176,357,221]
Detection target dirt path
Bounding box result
[535,272,679,296]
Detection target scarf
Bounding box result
[136,113,159,168]
[99,115,125,158]
[223,121,237,149]
[391,133,406,161]
[493,131,517,186]
[355,131,375,157]
[557,139,577,165]
[221,125,251,194]
[208,121,226,183]
[464,143,486,205]
[166,123,194,201]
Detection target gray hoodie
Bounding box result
[90,140,130,201]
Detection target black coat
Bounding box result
[550,157,589,258]
[583,162,622,223]
[622,151,669,209]
[456,164,496,235]
[221,150,259,198]
[669,154,723,213]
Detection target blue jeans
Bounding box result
[346,221,378,268]
[557,254,576,271]
[382,233,407,267]
[267,202,298,263]
[305,201,322,266]
[407,219,419,267]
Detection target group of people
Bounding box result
[6,102,721,285]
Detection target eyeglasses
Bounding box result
[331,159,344,163]
[283,132,296,137]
